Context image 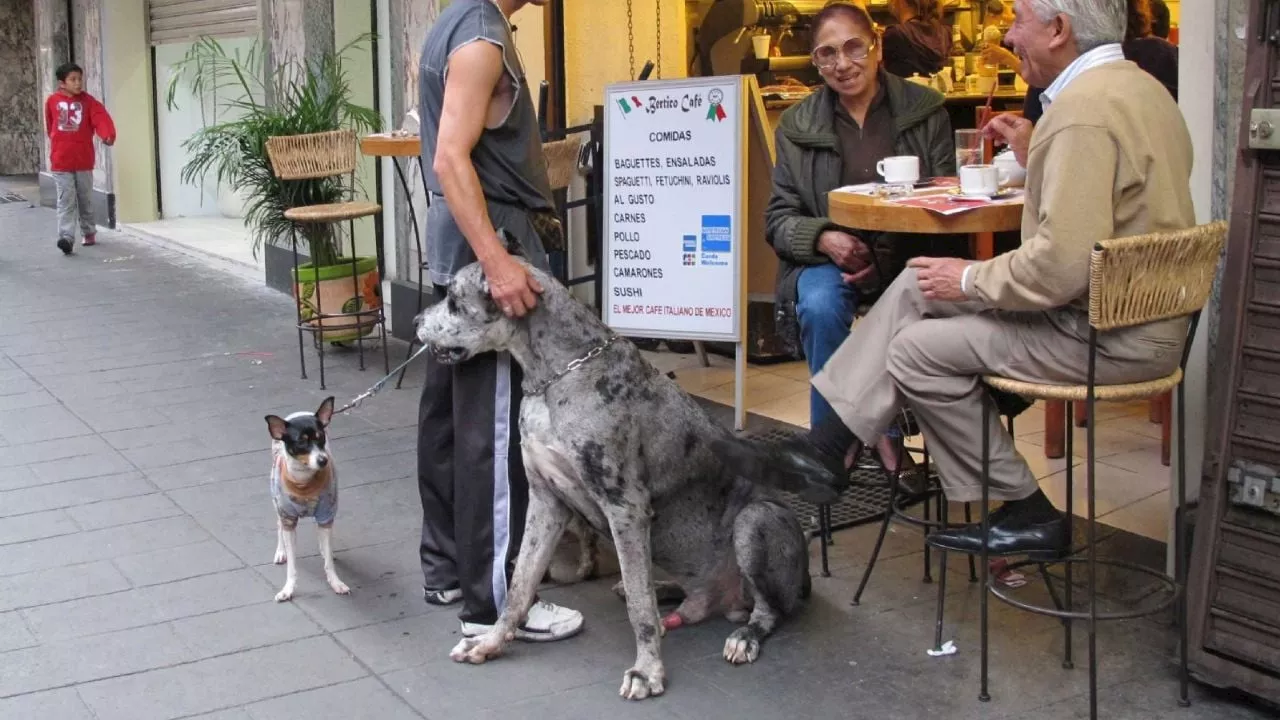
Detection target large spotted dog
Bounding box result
[414,235,845,701]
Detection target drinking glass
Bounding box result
[955,128,984,170]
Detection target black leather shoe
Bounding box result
[713,433,854,505]
[927,511,1070,559]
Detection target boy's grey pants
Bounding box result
[53,171,95,241]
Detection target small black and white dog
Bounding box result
[264,397,350,602]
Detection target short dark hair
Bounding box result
[55,62,82,82]
[812,1,876,50]
[1149,0,1170,38]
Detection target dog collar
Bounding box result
[524,335,618,397]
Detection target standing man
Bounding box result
[718,0,1195,556]
[416,0,583,641]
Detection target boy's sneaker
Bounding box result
[56,238,72,255]
[423,586,463,606]
[82,234,96,247]
[460,600,584,642]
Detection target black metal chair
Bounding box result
[927,222,1228,718]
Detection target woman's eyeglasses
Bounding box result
[811,37,876,69]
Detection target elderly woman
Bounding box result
[767,2,963,476]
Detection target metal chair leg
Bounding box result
[290,229,307,381]
[922,480,934,584]
[349,220,366,372]
[1176,380,1191,707]
[964,502,978,582]
[852,483,899,605]
[819,503,831,578]
[980,397,991,703]
[1064,400,1075,670]
[933,499,950,651]
[1086,334,1099,720]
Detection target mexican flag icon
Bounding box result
[617,96,643,114]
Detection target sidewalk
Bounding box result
[0,186,1270,720]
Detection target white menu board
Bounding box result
[602,76,744,342]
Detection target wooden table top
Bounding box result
[360,133,421,157]
[828,185,1023,236]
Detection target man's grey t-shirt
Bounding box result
[418,0,554,286]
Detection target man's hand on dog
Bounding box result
[482,250,543,317]
[909,256,973,302]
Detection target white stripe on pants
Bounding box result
[53,171,95,241]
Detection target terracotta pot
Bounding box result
[291,257,382,343]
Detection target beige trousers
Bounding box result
[812,268,1184,503]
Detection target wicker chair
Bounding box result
[265,129,388,390]
[936,221,1227,717]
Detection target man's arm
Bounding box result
[44,96,54,137]
[970,125,1118,310]
[433,40,540,316]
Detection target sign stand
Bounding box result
[603,75,767,431]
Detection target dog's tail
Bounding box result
[711,433,849,505]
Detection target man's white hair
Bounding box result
[1027,0,1126,51]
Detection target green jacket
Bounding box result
[766,73,962,356]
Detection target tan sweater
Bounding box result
[970,61,1196,313]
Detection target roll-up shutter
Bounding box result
[148,0,260,46]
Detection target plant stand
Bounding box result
[289,217,391,390]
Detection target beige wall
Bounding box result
[334,0,379,260]
[513,3,546,109]
[101,0,158,223]
[563,0,688,124]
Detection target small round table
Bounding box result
[826,184,1067,459]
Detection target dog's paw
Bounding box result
[723,627,761,665]
[273,549,286,565]
[328,577,350,595]
[619,663,666,700]
[274,584,296,603]
[449,634,504,664]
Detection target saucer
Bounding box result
[948,187,1016,201]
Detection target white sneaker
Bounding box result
[423,587,463,606]
[460,600,584,642]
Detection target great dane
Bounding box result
[414,237,846,700]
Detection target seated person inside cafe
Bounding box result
[735,0,1194,555]
[767,2,966,485]
[881,0,952,80]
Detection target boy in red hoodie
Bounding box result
[45,62,115,255]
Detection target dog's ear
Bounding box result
[265,415,289,441]
[315,396,335,427]
[496,227,524,258]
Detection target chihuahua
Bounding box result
[264,396,349,602]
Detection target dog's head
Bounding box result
[265,396,335,477]
[414,230,536,365]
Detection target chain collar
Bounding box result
[524,335,618,397]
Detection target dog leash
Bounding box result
[332,344,434,415]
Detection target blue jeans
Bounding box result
[796,263,900,439]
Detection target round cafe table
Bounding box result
[826,183,1069,459]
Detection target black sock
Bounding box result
[1002,488,1059,523]
[807,416,860,464]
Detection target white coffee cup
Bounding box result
[876,155,920,184]
[752,34,771,59]
[959,164,1002,196]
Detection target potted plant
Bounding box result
[166,35,383,343]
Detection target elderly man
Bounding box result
[722,0,1195,556]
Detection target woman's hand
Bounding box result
[981,45,1019,72]
[817,230,872,273]
[982,113,1034,168]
